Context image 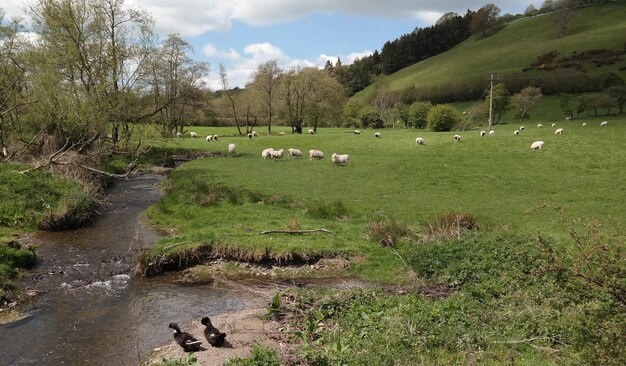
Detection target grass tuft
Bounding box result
[307,199,349,219]
[421,211,479,242]
[367,217,415,247]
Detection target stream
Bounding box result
[0,174,266,365]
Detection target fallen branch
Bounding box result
[260,229,336,236]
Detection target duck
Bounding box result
[201,316,227,347]
[168,323,202,352]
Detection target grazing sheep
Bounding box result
[555,128,564,135]
[213,135,218,141]
[600,121,608,126]
[205,135,213,142]
[190,132,198,138]
[252,131,258,137]
[480,130,486,137]
[176,132,183,138]
[514,130,520,136]
[309,149,325,160]
[489,130,495,136]
[279,132,285,135]
[582,122,587,127]
[565,116,571,121]
[520,126,525,131]
[247,133,253,139]
[531,141,544,150]
[374,132,381,138]
[551,123,556,127]
[331,153,349,166]
[454,134,462,142]
[228,143,236,154]
[354,130,361,135]
[288,148,303,158]
[262,148,275,159]
[269,149,284,160]
[415,137,425,145]
[308,129,316,135]
[537,124,543,128]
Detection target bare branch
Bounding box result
[260,229,336,236]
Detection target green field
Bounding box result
[144,116,626,278]
[354,3,626,103]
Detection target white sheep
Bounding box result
[309,149,325,160]
[228,143,236,154]
[531,141,544,150]
[331,153,349,166]
[279,132,285,135]
[262,148,275,159]
[551,123,556,127]
[454,134,462,142]
[537,124,543,128]
[205,135,213,142]
[308,129,316,135]
[252,131,258,137]
[247,133,253,139]
[374,132,381,138]
[565,116,571,121]
[520,126,525,131]
[354,130,361,135]
[213,135,218,141]
[288,148,303,158]
[489,130,495,136]
[514,130,520,136]
[415,137,425,145]
[600,121,608,126]
[480,130,486,137]
[176,132,183,138]
[189,132,198,138]
[582,122,587,127]
[555,128,563,135]
[269,149,284,160]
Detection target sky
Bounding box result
[2,0,532,90]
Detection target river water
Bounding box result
[0,174,266,365]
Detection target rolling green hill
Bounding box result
[353,2,626,104]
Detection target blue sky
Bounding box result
[2,0,532,89]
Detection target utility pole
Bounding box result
[488,73,495,131]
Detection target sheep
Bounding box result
[554,128,563,135]
[454,134,462,142]
[354,130,361,135]
[600,121,608,126]
[269,149,284,160]
[480,130,486,137]
[309,149,325,160]
[520,126,525,131]
[565,116,571,121]
[176,132,183,138]
[531,141,544,150]
[514,130,520,136]
[489,130,495,136]
[331,153,349,166]
[279,132,285,136]
[190,132,198,138]
[537,124,543,128]
[262,148,275,159]
[213,135,219,141]
[228,143,236,154]
[551,123,556,127]
[374,132,381,138]
[415,137,425,145]
[308,129,316,135]
[582,122,587,127]
[288,148,303,158]
[205,135,213,142]
[247,133,253,139]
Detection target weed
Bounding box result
[421,211,478,242]
[224,343,283,366]
[366,217,415,247]
[307,199,348,219]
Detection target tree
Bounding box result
[554,0,574,37]
[560,93,574,119]
[605,85,626,114]
[250,60,282,134]
[427,104,461,132]
[469,3,501,37]
[219,63,243,135]
[408,101,432,129]
[511,86,543,122]
[486,83,510,124]
[436,12,459,25]
[524,4,538,16]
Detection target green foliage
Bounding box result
[307,199,348,219]
[0,241,37,302]
[153,353,200,366]
[366,217,414,247]
[360,111,384,129]
[487,83,511,124]
[224,344,283,366]
[426,104,461,131]
[408,101,432,129]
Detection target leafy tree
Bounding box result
[524,4,538,16]
[605,85,626,114]
[486,83,510,124]
[427,104,461,132]
[511,86,543,122]
[361,111,384,129]
[250,60,283,134]
[560,93,574,119]
[469,3,501,37]
[408,101,432,129]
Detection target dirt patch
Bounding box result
[143,307,282,365]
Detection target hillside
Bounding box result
[353,2,626,104]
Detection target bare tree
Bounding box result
[219,63,243,135]
[469,3,501,37]
[511,86,542,122]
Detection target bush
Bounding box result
[408,101,432,129]
[360,111,384,129]
[427,104,461,131]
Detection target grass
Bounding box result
[353,2,626,103]
[142,114,626,280]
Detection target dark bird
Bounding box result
[201,316,227,347]
[168,323,202,352]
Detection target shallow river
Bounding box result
[0,174,266,365]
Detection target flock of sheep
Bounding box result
[175,119,610,165]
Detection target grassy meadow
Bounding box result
[143,115,625,280]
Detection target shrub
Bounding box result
[421,212,479,242]
[360,111,384,129]
[408,101,432,129]
[426,104,461,131]
[366,217,415,247]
